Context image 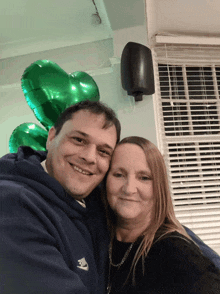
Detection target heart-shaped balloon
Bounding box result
[21,60,100,131]
[9,123,48,153]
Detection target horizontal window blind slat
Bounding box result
[174,199,220,206]
[175,212,220,218]
[164,117,220,121]
[165,125,220,130]
[170,160,220,166]
[201,239,220,245]
[169,154,220,158]
[165,130,220,134]
[174,204,220,211]
[171,176,220,182]
[172,181,220,188]
[176,218,220,226]
[156,58,220,65]
[170,171,220,177]
[163,118,219,122]
[173,193,220,200]
[161,98,219,101]
[190,227,220,235]
[199,234,220,241]
[170,165,220,171]
[180,222,220,229]
[171,175,220,185]
[166,136,220,143]
[173,189,220,195]
[169,158,220,166]
[160,86,219,89]
[173,186,220,191]
[168,149,220,155]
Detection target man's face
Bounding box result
[46,110,117,200]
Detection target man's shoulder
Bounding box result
[0,146,47,175]
[0,177,42,208]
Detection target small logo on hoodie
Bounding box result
[77,257,89,271]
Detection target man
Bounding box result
[0,101,219,294]
[0,101,120,294]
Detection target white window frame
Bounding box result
[152,35,220,254]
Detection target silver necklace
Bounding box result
[109,240,134,267]
[107,240,134,294]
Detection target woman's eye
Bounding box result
[140,176,150,181]
[113,173,123,178]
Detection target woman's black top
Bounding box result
[108,232,220,294]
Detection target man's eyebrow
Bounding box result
[73,130,88,137]
[71,131,114,151]
[101,144,114,151]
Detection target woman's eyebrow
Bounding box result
[138,170,151,174]
[111,167,125,172]
[138,170,152,176]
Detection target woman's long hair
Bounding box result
[103,136,191,284]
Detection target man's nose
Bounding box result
[122,177,137,194]
[80,145,97,164]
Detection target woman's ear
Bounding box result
[46,127,56,150]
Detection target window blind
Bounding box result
[153,42,220,252]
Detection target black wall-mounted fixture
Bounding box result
[121,42,155,102]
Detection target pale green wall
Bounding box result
[0,37,157,157]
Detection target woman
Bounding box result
[105,136,220,294]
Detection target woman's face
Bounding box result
[106,143,154,224]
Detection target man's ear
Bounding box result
[46,127,56,149]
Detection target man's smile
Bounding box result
[69,163,94,176]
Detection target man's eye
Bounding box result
[72,137,83,143]
[99,149,111,156]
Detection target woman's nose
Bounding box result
[122,177,137,194]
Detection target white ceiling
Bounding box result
[0,0,112,59]
[0,0,146,60]
[147,0,220,43]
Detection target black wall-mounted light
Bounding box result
[121,42,155,102]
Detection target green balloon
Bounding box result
[9,123,48,153]
[21,60,100,131]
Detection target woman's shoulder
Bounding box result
[152,231,207,261]
[151,231,220,282]
[139,231,220,293]
[149,231,220,276]
[154,231,197,249]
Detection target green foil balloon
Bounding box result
[21,60,100,131]
[9,123,48,153]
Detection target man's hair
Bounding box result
[53,100,121,143]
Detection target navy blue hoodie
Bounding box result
[0,146,109,294]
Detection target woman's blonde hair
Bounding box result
[104,136,191,283]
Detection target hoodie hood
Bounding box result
[0,146,91,219]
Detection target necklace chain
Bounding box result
[107,241,134,293]
[109,241,134,268]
